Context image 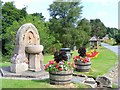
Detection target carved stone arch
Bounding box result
[16,23,40,45]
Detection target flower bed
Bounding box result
[86,50,99,58]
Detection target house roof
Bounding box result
[89,36,98,41]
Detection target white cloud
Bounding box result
[96,11,108,17]
[13,0,32,9]
[2,0,33,9]
[84,0,119,6]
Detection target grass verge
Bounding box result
[0,46,118,88]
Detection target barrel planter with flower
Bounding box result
[73,47,91,72]
[75,60,91,72]
[49,70,73,85]
[44,50,76,85]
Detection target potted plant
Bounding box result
[73,47,91,72]
[44,51,76,85]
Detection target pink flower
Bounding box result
[83,58,90,63]
[59,61,64,65]
[72,62,76,68]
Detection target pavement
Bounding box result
[101,43,120,55]
[101,42,120,88]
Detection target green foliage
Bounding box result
[2,2,27,55]
[77,18,91,36]
[90,19,107,38]
[31,12,45,21]
[76,18,91,47]
[2,2,27,29]
[107,27,119,39]
[103,38,116,45]
[48,0,83,48]
[114,33,120,44]
[3,15,57,56]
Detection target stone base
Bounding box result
[10,63,28,73]
[1,66,49,79]
[84,78,97,88]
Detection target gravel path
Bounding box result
[101,43,120,88]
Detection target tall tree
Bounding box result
[90,19,107,38]
[31,12,45,21]
[2,2,27,55]
[77,18,91,36]
[48,0,83,48]
[106,27,119,38]
[4,15,60,56]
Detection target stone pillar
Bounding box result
[28,53,41,71]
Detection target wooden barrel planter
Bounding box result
[49,70,73,85]
[75,61,91,72]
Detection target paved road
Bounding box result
[101,43,120,88]
[101,43,120,55]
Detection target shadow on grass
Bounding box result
[31,79,50,83]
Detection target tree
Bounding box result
[107,27,119,38]
[2,2,27,55]
[31,12,45,21]
[4,15,60,56]
[2,2,27,30]
[48,0,83,48]
[90,19,107,38]
[77,18,91,36]
[115,33,120,44]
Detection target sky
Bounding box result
[2,0,119,28]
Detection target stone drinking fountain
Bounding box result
[10,23,44,73]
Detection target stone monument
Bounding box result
[10,23,44,73]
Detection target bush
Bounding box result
[115,33,120,44]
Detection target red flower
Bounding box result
[56,63,59,68]
[83,60,88,63]
[86,51,99,58]
[49,60,55,65]
[83,58,90,63]
[73,56,80,61]
[44,63,49,70]
[58,67,62,71]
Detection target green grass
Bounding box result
[0,62,10,67]
[74,46,118,78]
[103,38,117,45]
[44,54,54,64]
[1,46,118,78]
[1,46,118,88]
[2,79,51,88]
[2,79,90,88]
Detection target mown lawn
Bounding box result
[103,38,117,45]
[74,46,118,78]
[1,79,90,88]
[0,46,118,88]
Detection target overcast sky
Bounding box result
[2,0,119,28]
